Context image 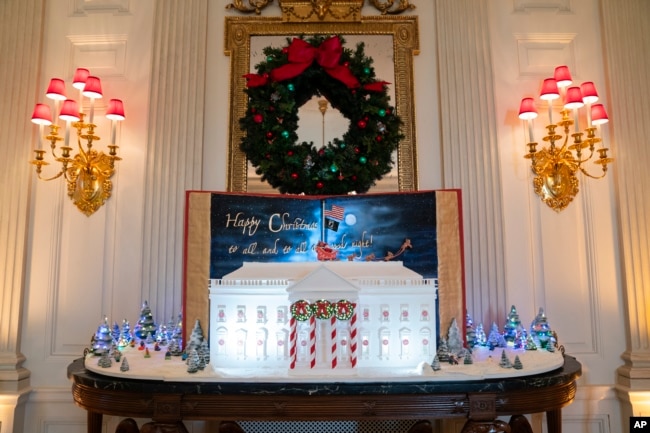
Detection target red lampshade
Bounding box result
[554,65,572,87]
[82,76,103,99]
[580,82,599,104]
[564,86,584,109]
[72,68,90,90]
[46,78,66,101]
[518,97,538,120]
[539,78,560,100]
[106,99,125,121]
[591,104,609,125]
[59,99,80,122]
[31,103,53,125]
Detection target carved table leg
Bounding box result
[116,418,140,433]
[460,420,512,433]
[407,420,433,433]
[140,422,189,433]
[218,421,246,433]
[88,411,103,433]
[509,415,533,433]
[546,408,562,433]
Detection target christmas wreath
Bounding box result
[241,35,403,195]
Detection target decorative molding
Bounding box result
[513,0,571,13]
[514,33,576,77]
[65,35,128,79]
[369,0,416,15]
[226,0,274,14]
[71,0,131,16]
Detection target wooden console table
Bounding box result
[68,355,581,433]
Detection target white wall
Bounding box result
[0,0,640,432]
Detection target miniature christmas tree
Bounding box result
[446,318,464,354]
[186,319,205,353]
[155,324,168,346]
[111,322,121,343]
[98,352,112,368]
[199,339,210,365]
[463,351,473,365]
[117,319,131,348]
[503,305,521,345]
[513,355,523,370]
[487,322,506,350]
[475,323,487,346]
[499,350,512,368]
[113,350,122,363]
[525,334,537,350]
[430,355,441,371]
[120,357,130,372]
[92,317,114,355]
[465,314,477,348]
[168,337,182,356]
[187,348,200,373]
[436,338,450,362]
[530,307,552,349]
[135,301,157,340]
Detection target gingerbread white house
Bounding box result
[208,261,438,375]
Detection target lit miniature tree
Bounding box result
[135,301,157,340]
[503,305,521,345]
[465,314,477,348]
[530,308,553,349]
[475,323,487,346]
[487,322,506,350]
[92,317,114,355]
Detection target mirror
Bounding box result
[224,14,419,193]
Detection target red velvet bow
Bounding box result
[363,81,391,92]
[269,36,360,89]
[243,73,269,88]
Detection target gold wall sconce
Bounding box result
[30,68,125,216]
[518,66,612,212]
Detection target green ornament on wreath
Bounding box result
[241,35,403,195]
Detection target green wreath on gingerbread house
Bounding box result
[240,35,403,195]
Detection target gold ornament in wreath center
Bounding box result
[241,35,403,195]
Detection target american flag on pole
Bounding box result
[324,205,345,221]
[324,204,345,232]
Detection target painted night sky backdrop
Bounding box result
[209,191,438,278]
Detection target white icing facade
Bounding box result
[209,261,438,375]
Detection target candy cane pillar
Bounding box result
[309,315,316,368]
[289,316,297,369]
[350,304,358,368]
[331,315,337,369]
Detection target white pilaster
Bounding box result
[0,0,43,430]
[434,1,507,328]
[600,0,650,423]
[141,0,208,320]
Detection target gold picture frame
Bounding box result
[224,13,420,193]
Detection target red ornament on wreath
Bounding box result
[253,113,263,123]
[357,119,367,129]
